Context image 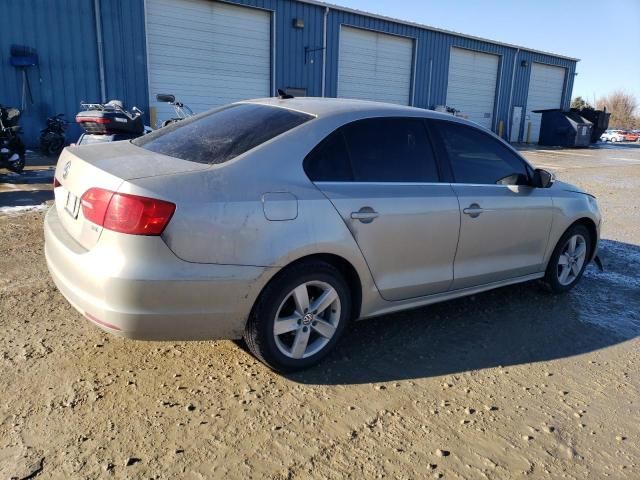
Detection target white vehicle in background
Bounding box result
[600,130,625,143]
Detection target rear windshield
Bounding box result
[133,103,313,164]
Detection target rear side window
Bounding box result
[133,104,313,165]
[303,131,353,181]
[304,117,440,183]
[432,120,530,185]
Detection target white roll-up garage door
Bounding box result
[145,0,271,126]
[525,63,566,143]
[338,26,414,105]
[446,48,499,130]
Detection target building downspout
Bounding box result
[427,58,433,108]
[321,6,329,97]
[94,0,106,102]
[507,48,519,141]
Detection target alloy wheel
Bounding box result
[273,280,341,359]
[557,234,587,286]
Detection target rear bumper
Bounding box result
[44,207,275,340]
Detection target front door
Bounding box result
[452,184,552,288]
[305,117,461,301]
[429,119,553,289]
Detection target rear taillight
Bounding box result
[76,117,111,124]
[80,188,175,236]
[81,188,114,226]
[53,177,61,188]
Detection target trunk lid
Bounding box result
[53,141,208,250]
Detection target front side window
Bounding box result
[133,104,313,165]
[433,120,530,185]
[304,117,440,183]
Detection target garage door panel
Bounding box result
[338,26,414,105]
[446,48,499,130]
[150,76,269,92]
[525,63,565,143]
[146,0,271,126]
[148,52,269,71]
[148,17,270,40]
[149,0,267,22]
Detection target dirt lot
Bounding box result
[1,145,639,479]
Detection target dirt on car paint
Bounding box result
[0,149,639,479]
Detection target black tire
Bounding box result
[244,260,352,373]
[541,224,592,293]
[40,133,65,156]
[8,153,25,173]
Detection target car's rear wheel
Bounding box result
[542,224,591,293]
[244,260,351,372]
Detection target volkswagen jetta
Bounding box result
[45,98,601,371]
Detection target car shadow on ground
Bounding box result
[288,239,640,385]
[0,189,53,207]
[0,167,54,186]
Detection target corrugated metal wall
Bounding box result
[100,0,149,108]
[324,8,576,141]
[0,0,148,146]
[1,0,576,146]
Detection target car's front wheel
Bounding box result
[244,260,351,372]
[542,224,592,293]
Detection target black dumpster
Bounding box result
[534,109,593,147]
[571,107,611,143]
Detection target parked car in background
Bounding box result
[45,98,602,372]
[621,130,640,142]
[600,130,626,142]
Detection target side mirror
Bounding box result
[156,93,175,104]
[533,168,555,188]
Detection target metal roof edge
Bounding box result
[300,0,580,62]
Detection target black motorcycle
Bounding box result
[0,105,26,173]
[40,113,67,156]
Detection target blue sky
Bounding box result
[329,0,640,104]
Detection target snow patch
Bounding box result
[0,204,49,216]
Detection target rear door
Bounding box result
[429,119,553,289]
[306,117,460,301]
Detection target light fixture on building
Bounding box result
[292,18,305,29]
[521,60,529,68]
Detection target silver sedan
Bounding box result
[45,98,601,371]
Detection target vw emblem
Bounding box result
[302,312,314,326]
[62,161,71,179]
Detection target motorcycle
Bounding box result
[156,93,194,127]
[39,113,67,156]
[75,100,151,145]
[0,105,26,173]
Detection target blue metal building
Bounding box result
[1,0,578,147]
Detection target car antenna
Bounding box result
[277,89,294,100]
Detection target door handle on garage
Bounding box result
[463,203,483,218]
[351,208,379,224]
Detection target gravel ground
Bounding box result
[0,145,639,479]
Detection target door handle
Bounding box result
[463,203,483,218]
[351,207,379,224]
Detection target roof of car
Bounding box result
[241,97,455,121]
